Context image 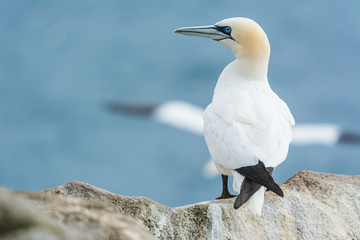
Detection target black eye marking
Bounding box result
[213,25,234,41]
[215,26,232,35]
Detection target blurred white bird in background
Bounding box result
[107,100,360,144]
[106,100,360,176]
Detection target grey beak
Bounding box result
[174,25,230,41]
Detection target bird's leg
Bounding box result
[216,174,236,199]
[235,160,283,197]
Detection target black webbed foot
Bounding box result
[216,192,237,200]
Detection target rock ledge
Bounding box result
[0,171,359,240]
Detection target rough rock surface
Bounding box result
[0,188,156,240]
[1,171,359,240]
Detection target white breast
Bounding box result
[203,61,294,172]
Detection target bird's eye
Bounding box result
[223,26,231,34]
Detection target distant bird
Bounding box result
[106,100,360,180]
[106,100,360,147]
[173,17,295,215]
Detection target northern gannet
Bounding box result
[174,17,295,215]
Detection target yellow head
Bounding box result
[174,17,270,71]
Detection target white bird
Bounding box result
[106,100,360,147]
[106,100,360,181]
[174,17,295,215]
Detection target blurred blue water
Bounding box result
[0,1,359,207]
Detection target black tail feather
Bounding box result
[235,160,283,197]
[234,178,262,209]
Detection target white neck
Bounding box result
[213,59,269,99]
[219,58,268,83]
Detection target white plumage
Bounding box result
[203,56,294,214]
[204,61,294,171]
[175,17,295,215]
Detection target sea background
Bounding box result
[0,1,359,207]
